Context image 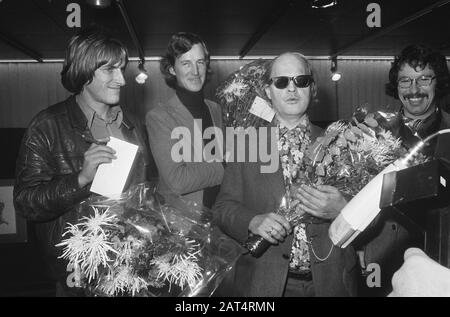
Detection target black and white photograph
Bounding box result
[0,0,450,301]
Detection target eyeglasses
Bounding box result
[269,75,314,89]
[397,76,436,89]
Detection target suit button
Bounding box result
[282,254,290,260]
[391,224,397,230]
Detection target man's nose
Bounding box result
[115,69,126,86]
[192,64,199,75]
[409,80,419,94]
[287,78,296,91]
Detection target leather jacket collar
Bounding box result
[66,95,135,132]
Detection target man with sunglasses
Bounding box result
[214,52,358,297]
[359,44,450,296]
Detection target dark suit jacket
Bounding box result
[213,123,358,297]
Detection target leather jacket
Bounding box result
[13,95,156,292]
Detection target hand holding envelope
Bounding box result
[90,136,139,198]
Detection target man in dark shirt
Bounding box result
[146,32,224,208]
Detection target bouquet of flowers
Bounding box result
[216,59,271,128]
[327,110,450,248]
[296,107,428,198]
[57,183,242,297]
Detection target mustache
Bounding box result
[404,93,428,99]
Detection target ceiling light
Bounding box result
[330,58,342,81]
[135,60,148,84]
[311,0,338,9]
[86,0,111,8]
[331,72,342,81]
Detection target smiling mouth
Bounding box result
[406,96,427,104]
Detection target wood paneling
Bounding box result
[0,58,406,128]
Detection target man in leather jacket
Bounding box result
[13,28,155,296]
[359,44,450,296]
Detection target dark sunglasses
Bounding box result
[269,75,314,89]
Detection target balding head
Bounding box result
[270,52,313,78]
[264,52,317,126]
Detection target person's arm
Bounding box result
[146,109,224,195]
[13,125,91,222]
[213,162,290,244]
[389,248,450,297]
[212,162,258,244]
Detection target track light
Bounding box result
[310,0,338,9]
[86,0,111,8]
[135,60,148,84]
[330,58,341,82]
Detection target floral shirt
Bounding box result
[289,223,311,272]
[277,115,312,273]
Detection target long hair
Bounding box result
[386,44,450,100]
[160,32,211,88]
[61,27,128,94]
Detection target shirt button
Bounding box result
[282,254,290,260]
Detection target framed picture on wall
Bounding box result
[0,179,27,243]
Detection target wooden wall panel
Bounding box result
[1,58,436,128]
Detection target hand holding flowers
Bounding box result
[294,184,347,220]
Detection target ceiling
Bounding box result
[0,0,450,61]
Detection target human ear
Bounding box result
[264,85,272,101]
[311,83,317,100]
[169,66,176,76]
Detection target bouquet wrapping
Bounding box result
[307,107,430,247]
[329,125,450,248]
[57,182,242,297]
[297,107,420,197]
[216,59,272,128]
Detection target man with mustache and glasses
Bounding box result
[213,52,358,297]
[358,44,450,296]
[13,28,155,296]
[146,32,224,208]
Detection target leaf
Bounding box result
[364,114,379,128]
[344,129,357,142]
[315,164,326,176]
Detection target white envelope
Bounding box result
[90,136,139,198]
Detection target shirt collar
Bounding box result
[401,107,440,138]
[278,114,311,135]
[78,101,123,129]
